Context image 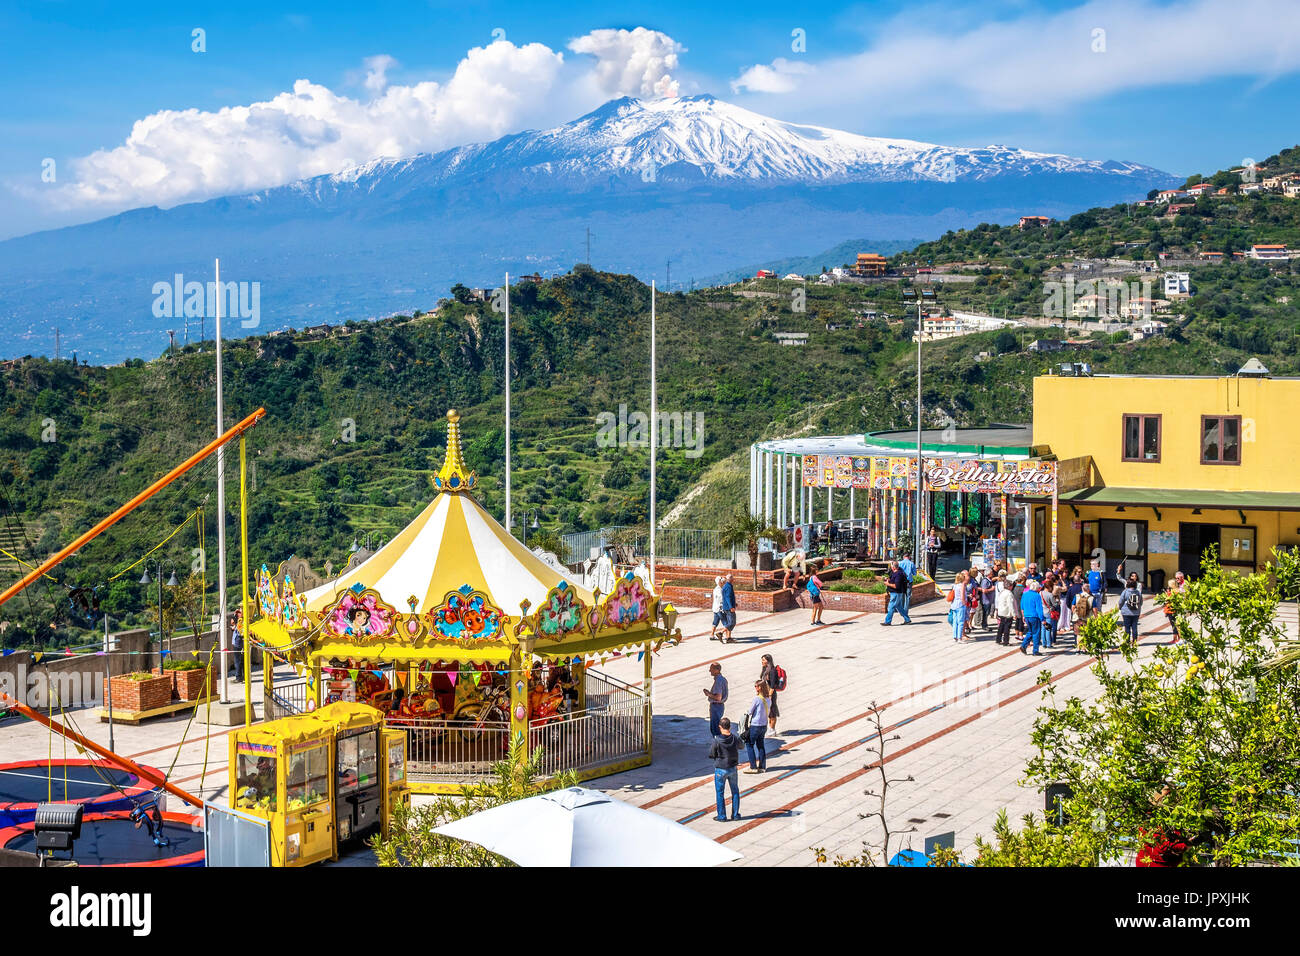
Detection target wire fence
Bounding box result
[560,527,732,564]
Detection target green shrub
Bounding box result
[162,658,204,671]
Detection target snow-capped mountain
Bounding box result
[275,93,1164,201]
[0,95,1176,362]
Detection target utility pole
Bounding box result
[666,259,671,291]
[54,328,60,362]
[585,227,592,265]
[167,330,176,355]
[914,294,924,570]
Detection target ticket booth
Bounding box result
[228,702,408,866]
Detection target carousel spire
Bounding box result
[433,409,478,493]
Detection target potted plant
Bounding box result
[105,671,173,713]
[155,656,216,701]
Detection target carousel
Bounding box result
[250,411,681,793]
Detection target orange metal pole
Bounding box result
[0,407,266,610]
[0,693,203,808]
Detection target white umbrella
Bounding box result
[432,786,742,867]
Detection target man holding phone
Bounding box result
[704,662,728,737]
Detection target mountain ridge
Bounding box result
[0,95,1176,362]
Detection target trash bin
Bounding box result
[1147,568,1166,593]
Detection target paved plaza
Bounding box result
[5,596,1293,866]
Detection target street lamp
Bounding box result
[139,561,180,655]
[516,511,541,549]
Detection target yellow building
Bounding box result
[1032,369,1300,586]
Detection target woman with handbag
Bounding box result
[742,680,770,774]
[759,655,782,733]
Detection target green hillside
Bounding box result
[3,146,1300,648]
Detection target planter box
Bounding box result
[154,663,216,701]
[103,674,173,713]
[799,579,939,613]
[660,584,797,613]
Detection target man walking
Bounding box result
[720,573,737,643]
[709,717,741,821]
[1019,579,1044,655]
[898,551,916,618]
[883,560,912,625]
[703,662,728,737]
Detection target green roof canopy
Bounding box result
[1059,487,1300,512]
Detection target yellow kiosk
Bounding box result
[229,702,408,866]
[249,411,683,793]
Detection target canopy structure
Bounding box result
[248,410,680,792]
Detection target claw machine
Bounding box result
[228,702,409,866]
[311,701,385,844]
[229,715,335,867]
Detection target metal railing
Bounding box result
[394,718,512,784]
[265,677,308,720]
[385,667,650,785]
[528,692,647,777]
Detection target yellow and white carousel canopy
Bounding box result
[250,410,675,662]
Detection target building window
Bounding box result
[1200,415,1241,465]
[1122,414,1161,462]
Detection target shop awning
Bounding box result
[1059,487,1300,512]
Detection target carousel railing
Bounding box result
[395,717,513,783]
[265,676,309,720]
[527,666,649,776]
[387,667,650,784]
[528,692,647,777]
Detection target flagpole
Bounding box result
[215,258,229,706]
[649,281,657,587]
[504,273,512,534]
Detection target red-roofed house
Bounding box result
[1018,215,1053,229]
[1249,244,1288,261]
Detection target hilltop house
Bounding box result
[1186,183,1214,196]
[1249,244,1289,261]
[854,253,888,277]
[1163,272,1191,297]
[1018,216,1053,229]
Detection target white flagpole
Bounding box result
[649,281,657,587]
[504,273,512,534]
[215,258,229,705]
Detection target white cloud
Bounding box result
[730,0,1300,116]
[731,58,811,95]
[361,54,398,95]
[42,27,693,214]
[567,27,684,98]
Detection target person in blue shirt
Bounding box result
[1087,560,1106,611]
[1019,580,1045,655]
[720,574,737,643]
[898,553,916,616]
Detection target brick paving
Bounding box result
[5,597,1291,866]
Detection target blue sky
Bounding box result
[2,0,1299,239]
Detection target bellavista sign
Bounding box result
[924,460,1057,497]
